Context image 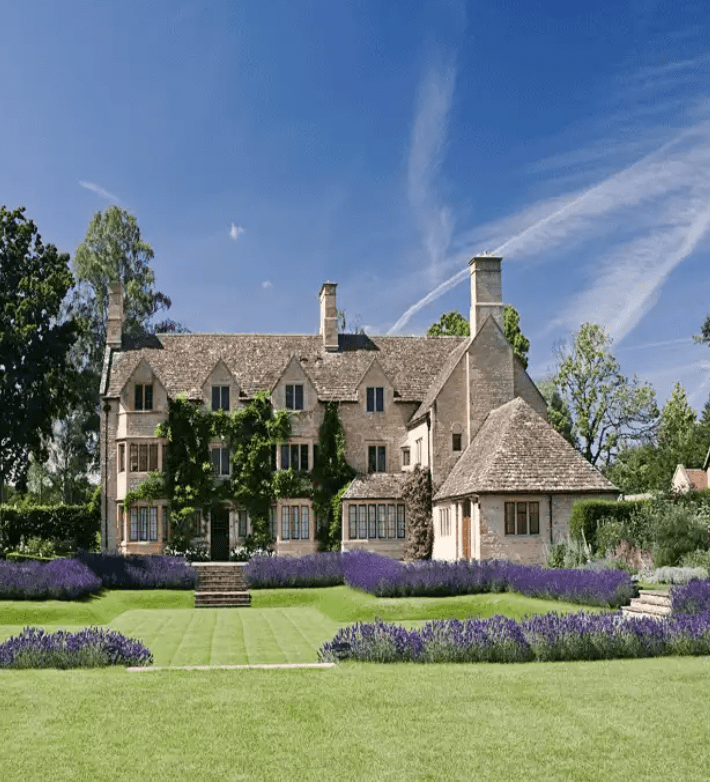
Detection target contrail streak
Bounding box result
[387,127,693,335]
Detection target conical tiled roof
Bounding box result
[434,397,617,500]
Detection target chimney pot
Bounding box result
[319,282,339,352]
[469,255,503,336]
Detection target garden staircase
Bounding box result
[621,589,672,620]
[193,563,251,608]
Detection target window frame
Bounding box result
[285,384,304,411]
[504,501,540,536]
[212,385,230,412]
[347,503,406,540]
[366,386,384,413]
[368,445,387,473]
[134,383,153,411]
[211,446,231,477]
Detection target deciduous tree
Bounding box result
[0,206,81,491]
[553,323,658,467]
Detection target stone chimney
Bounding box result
[106,283,124,349]
[469,255,504,336]
[319,282,339,352]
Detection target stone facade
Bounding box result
[100,254,617,563]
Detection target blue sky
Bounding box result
[3,0,710,412]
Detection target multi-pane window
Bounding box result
[348,504,406,539]
[281,505,310,541]
[280,443,310,471]
[118,443,125,473]
[129,442,159,473]
[237,509,248,538]
[285,384,304,410]
[440,507,451,536]
[504,501,540,536]
[368,445,386,473]
[129,506,158,542]
[212,385,230,411]
[211,446,230,477]
[366,387,384,413]
[134,384,153,411]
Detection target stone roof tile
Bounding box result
[434,397,618,499]
[342,473,408,500]
[105,333,467,404]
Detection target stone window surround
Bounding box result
[439,507,451,536]
[366,386,384,413]
[134,383,153,411]
[347,503,405,540]
[367,444,387,473]
[122,438,167,475]
[504,500,540,536]
[285,383,304,411]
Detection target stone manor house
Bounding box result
[100,255,617,564]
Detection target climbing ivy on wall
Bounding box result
[402,465,433,560]
[312,401,355,550]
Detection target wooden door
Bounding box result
[210,508,230,561]
[462,516,471,560]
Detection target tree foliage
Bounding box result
[311,402,355,550]
[553,323,658,467]
[402,465,433,560]
[426,305,530,367]
[0,206,81,490]
[537,377,576,447]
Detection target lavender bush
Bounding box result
[342,551,635,608]
[671,580,710,615]
[0,626,152,669]
[319,611,710,664]
[0,558,101,600]
[75,553,196,590]
[245,552,346,588]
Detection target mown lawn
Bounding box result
[0,586,604,665]
[2,658,710,781]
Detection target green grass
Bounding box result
[2,658,710,781]
[0,586,602,665]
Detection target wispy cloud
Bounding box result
[389,118,710,339]
[407,58,456,283]
[79,180,122,203]
[261,280,272,289]
[229,223,245,240]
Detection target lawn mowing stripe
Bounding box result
[242,608,287,664]
[210,610,247,666]
[169,609,215,666]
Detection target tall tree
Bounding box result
[553,323,658,467]
[0,206,81,492]
[537,377,576,447]
[63,207,187,482]
[426,305,530,367]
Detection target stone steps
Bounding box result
[192,563,250,608]
[621,589,672,620]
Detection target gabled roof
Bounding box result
[342,473,408,500]
[411,337,471,423]
[434,397,617,500]
[684,468,708,491]
[104,333,466,404]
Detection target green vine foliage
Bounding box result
[312,402,355,550]
[402,465,433,560]
[122,472,166,512]
[272,469,313,500]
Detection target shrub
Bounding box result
[570,499,646,552]
[0,626,152,668]
[319,611,710,664]
[75,553,196,590]
[680,549,710,569]
[341,551,635,608]
[643,566,708,585]
[0,503,99,552]
[652,503,710,567]
[245,552,346,588]
[0,558,101,600]
[671,580,710,615]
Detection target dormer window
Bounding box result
[212,386,230,412]
[285,384,304,411]
[366,387,384,413]
[134,384,153,411]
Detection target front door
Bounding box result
[210,508,230,561]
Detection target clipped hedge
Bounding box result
[569,499,646,552]
[0,504,99,551]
